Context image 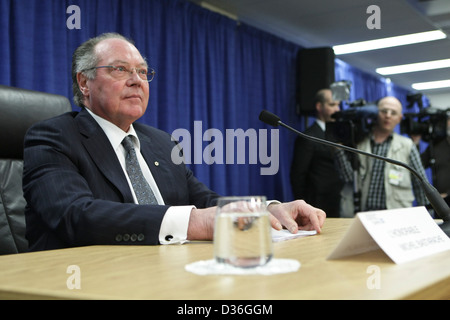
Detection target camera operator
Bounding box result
[413,114,450,206]
[290,89,344,217]
[334,96,429,214]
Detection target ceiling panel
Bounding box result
[191,0,450,106]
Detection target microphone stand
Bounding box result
[348,120,361,214]
[259,110,450,237]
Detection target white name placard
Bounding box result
[327,206,450,264]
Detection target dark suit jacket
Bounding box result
[421,137,450,196]
[290,122,343,217]
[23,108,219,251]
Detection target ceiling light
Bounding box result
[376,59,450,75]
[412,80,450,90]
[333,30,446,55]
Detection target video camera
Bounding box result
[326,81,378,146]
[400,93,449,143]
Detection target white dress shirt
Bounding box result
[86,109,191,244]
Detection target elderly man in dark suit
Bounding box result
[290,89,343,217]
[23,33,325,251]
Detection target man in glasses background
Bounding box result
[334,96,429,214]
[23,33,325,251]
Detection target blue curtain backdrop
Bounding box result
[0,0,416,202]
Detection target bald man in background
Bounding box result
[334,96,429,213]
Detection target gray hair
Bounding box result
[71,33,135,107]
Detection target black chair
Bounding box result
[0,85,72,254]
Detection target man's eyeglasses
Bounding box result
[379,108,399,116]
[83,65,156,82]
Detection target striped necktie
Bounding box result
[121,135,158,205]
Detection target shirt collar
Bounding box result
[86,108,140,151]
[315,119,326,131]
[370,132,393,145]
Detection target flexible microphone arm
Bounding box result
[259,110,450,237]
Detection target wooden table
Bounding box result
[0,218,449,300]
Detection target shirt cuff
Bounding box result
[159,206,194,245]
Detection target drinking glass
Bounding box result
[213,196,273,268]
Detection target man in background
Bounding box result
[334,96,429,213]
[417,113,450,206]
[290,89,343,217]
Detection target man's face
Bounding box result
[376,98,403,133]
[317,90,340,122]
[80,38,150,132]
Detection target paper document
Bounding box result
[271,228,317,242]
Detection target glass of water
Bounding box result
[213,196,273,268]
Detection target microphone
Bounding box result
[259,109,450,237]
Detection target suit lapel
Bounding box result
[75,109,134,203]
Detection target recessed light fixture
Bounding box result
[412,79,450,90]
[376,59,450,75]
[333,30,446,55]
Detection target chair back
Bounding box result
[0,85,71,254]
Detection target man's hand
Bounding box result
[187,200,326,241]
[267,200,326,234]
[187,207,216,241]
